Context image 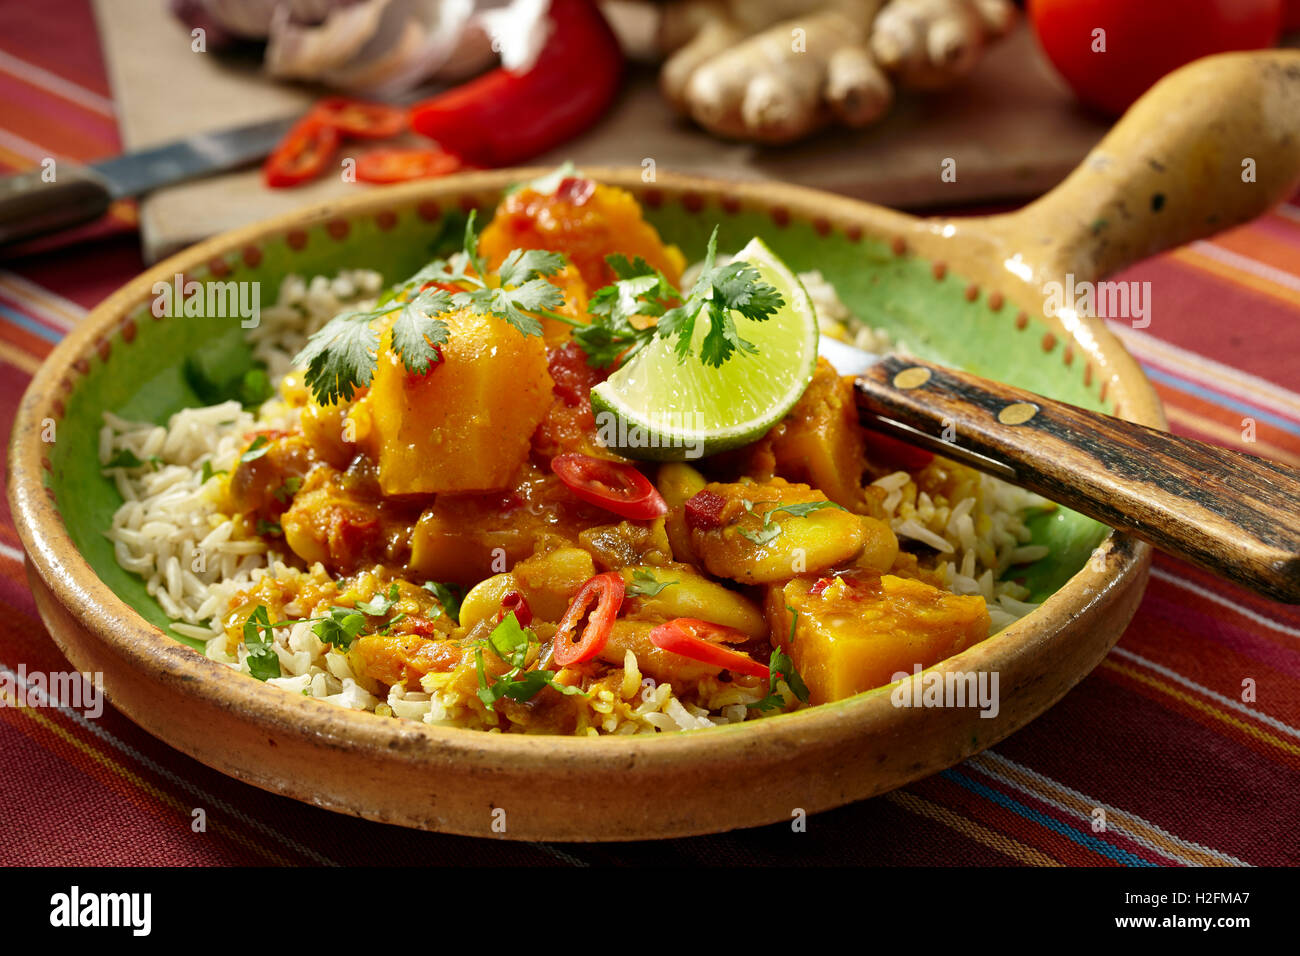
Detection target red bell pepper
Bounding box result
[409,0,624,167]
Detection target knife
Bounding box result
[0,114,299,248]
[817,336,1300,603]
[0,82,453,249]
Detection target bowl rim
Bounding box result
[7,167,1157,771]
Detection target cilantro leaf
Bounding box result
[737,499,845,545]
[575,226,784,370]
[737,523,783,546]
[496,248,566,287]
[354,582,400,617]
[294,308,391,406]
[242,605,282,681]
[296,209,567,404]
[272,475,302,504]
[750,606,810,710]
[390,289,452,375]
[312,606,367,651]
[626,569,675,598]
[474,613,587,708]
[422,581,464,625]
[486,611,532,669]
[240,435,271,463]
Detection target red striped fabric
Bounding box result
[1,1,1297,866]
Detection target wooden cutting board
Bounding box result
[95,0,1111,262]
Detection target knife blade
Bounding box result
[94,115,302,200]
[0,83,450,251]
[0,113,303,249]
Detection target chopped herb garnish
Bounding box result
[573,228,784,369]
[294,211,567,406]
[475,612,586,708]
[200,460,227,484]
[255,518,282,537]
[242,605,282,681]
[355,582,400,616]
[422,581,464,624]
[272,475,303,504]
[312,606,367,651]
[626,569,675,598]
[240,435,271,463]
[750,605,810,710]
[571,254,678,368]
[737,499,845,545]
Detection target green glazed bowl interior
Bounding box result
[46,173,1110,652]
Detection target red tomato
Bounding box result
[648,619,770,680]
[551,453,668,520]
[553,572,625,666]
[1029,0,1282,115]
[263,117,340,188]
[311,97,407,139]
[355,148,461,184]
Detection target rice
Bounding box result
[101,260,1054,733]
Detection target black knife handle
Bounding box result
[0,164,114,248]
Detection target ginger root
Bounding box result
[657,0,1015,144]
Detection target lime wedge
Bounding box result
[590,237,818,461]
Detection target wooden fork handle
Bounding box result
[855,356,1300,603]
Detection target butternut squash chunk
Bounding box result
[768,570,991,705]
[353,309,552,496]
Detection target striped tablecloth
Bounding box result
[1,0,1297,867]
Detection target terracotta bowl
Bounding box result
[11,52,1300,840]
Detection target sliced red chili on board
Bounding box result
[355,148,461,184]
[862,429,934,472]
[311,97,407,139]
[553,572,625,666]
[264,116,340,188]
[648,618,770,680]
[551,453,668,520]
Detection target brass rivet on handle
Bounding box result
[893,367,931,390]
[998,402,1039,425]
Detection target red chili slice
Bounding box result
[863,429,935,472]
[551,453,668,520]
[498,591,533,627]
[683,489,727,530]
[311,97,407,139]
[553,572,625,666]
[648,619,770,680]
[355,148,461,184]
[555,176,596,205]
[264,116,340,188]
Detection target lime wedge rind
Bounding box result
[590,237,819,462]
